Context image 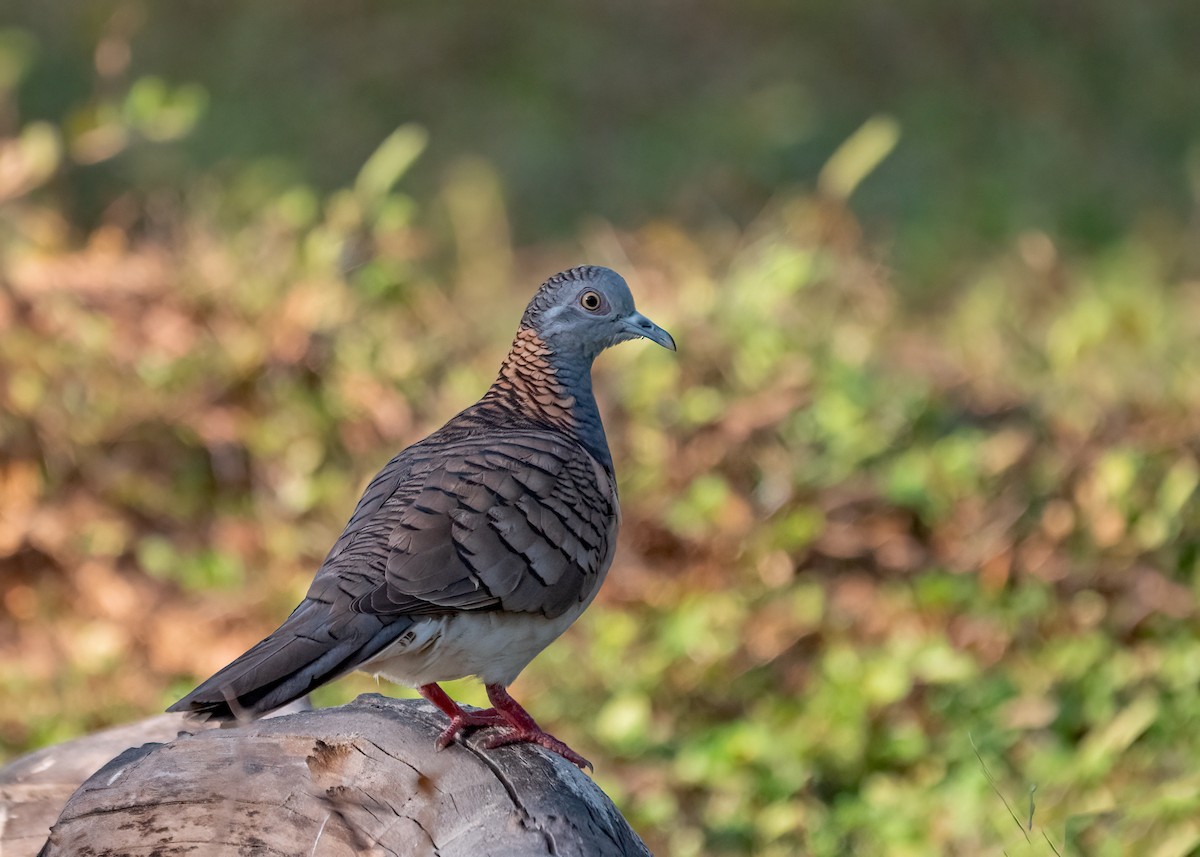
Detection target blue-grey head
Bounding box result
[520,266,676,362]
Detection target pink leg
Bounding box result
[417,683,504,749]
[482,683,592,771]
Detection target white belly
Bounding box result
[360,599,590,688]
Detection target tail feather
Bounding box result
[168,599,411,721]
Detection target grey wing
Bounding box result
[166,446,432,720]
[344,433,617,620]
[167,432,615,721]
[166,450,427,720]
[319,448,418,568]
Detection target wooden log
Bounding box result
[0,701,311,857]
[0,694,650,857]
[0,712,221,857]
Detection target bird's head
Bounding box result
[520,266,676,362]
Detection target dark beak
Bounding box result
[623,312,677,352]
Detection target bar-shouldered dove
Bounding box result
[168,266,675,769]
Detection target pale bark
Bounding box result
[0,694,649,857]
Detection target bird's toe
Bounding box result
[435,707,506,749]
[482,727,592,771]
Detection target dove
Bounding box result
[169,266,675,769]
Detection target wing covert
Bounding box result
[341,433,615,620]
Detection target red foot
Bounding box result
[483,683,593,771]
[417,683,505,748]
[419,682,592,770]
[435,708,506,749]
[480,723,592,770]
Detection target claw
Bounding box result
[482,727,592,771]
[419,683,505,748]
[482,683,593,771]
[434,707,505,749]
[420,682,593,771]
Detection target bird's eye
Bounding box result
[580,290,603,312]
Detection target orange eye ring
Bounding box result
[580,290,602,312]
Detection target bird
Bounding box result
[168,266,675,770]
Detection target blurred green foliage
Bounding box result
[2,4,1200,856]
[7,1,1200,288]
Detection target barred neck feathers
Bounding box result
[482,327,612,471]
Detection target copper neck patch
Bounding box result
[485,328,579,429]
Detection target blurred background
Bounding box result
[2,2,1200,854]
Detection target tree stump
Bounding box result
[0,712,222,857]
[0,694,650,857]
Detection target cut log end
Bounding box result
[0,694,650,857]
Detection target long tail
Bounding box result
[167,598,411,721]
